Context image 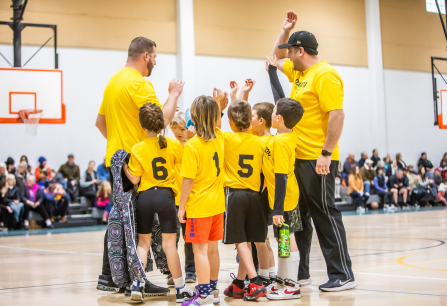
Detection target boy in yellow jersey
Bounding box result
[221,100,269,301]
[178,95,226,306]
[122,103,194,302]
[263,98,304,300]
[169,112,196,283]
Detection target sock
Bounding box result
[133,279,145,287]
[286,251,300,281]
[210,279,218,292]
[45,219,52,226]
[174,276,185,288]
[249,276,262,286]
[24,220,29,227]
[277,257,287,280]
[269,267,277,278]
[233,278,245,288]
[198,283,210,297]
[259,269,269,278]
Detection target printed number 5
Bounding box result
[213,152,220,176]
[238,155,254,178]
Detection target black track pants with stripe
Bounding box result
[294,159,354,281]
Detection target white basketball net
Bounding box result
[19,110,43,136]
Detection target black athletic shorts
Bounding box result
[223,187,267,244]
[260,188,272,226]
[136,187,177,234]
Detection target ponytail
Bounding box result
[139,103,168,149]
[158,135,167,149]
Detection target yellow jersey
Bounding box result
[283,59,343,161]
[174,143,186,206]
[223,132,265,192]
[180,128,225,218]
[258,135,273,148]
[128,137,183,194]
[262,131,299,212]
[98,67,162,167]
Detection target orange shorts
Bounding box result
[185,213,224,243]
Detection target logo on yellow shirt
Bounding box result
[294,79,308,88]
[264,147,271,158]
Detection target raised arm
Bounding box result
[163,78,185,128]
[237,79,256,102]
[272,10,297,73]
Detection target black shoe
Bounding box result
[125,281,170,297]
[185,272,197,283]
[130,281,144,302]
[259,276,271,287]
[319,279,358,292]
[47,224,54,229]
[97,275,119,292]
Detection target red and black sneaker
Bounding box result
[224,273,245,299]
[243,282,267,301]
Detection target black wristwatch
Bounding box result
[321,150,332,157]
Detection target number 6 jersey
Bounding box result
[128,136,183,195]
[223,132,265,192]
[181,128,225,218]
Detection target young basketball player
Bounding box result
[178,95,226,306]
[123,103,194,302]
[169,112,197,283]
[251,102,277,279]
[262,98,304,300]
[221,100,270,301]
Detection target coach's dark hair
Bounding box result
[253,102,274,128]
[128,37,157,60]
[139,103,167,149]
[228,100,251,132]
[293,45,318,56]
[276,98,305,129]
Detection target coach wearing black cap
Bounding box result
[272,11,356,292]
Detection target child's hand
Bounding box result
[272,215,285,226]
[178,208,187,223]
[186,126,196,139]
[213,88,226,103]
[240,79,256,93]
[219,92,229,112]
[229,81,239,102]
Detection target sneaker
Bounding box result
[297,278,312,286]
[124,281,170,297]
[167,273,175,287]
[266,277,284,295]
[318,278,358,292]
[185,272,197,283]
[267,279,301,300]
[211,289,220,304]
[259,276,271,287]
[243,282,267,301]
[96,275,119,292]
[181,294,213,306]
[224,273,245,299]
[130,280,145,302]
[176,284,196,303]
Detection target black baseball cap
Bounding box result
[278,31,318,50]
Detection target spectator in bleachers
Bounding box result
[358,151,368,168]
[80,160,99,206]
[4,174,24,228]
[0,181,13,229]
[50,169,66,189]
[396,153,406,170]
[406,165,419,205]
[418,152,434,179]
[371,149,380,168]
[15,161,30,187]
[439,159,447,180]
[386,159,398,177]
[348,166,369,212]
[44,179,70,222]
[35,156,52,181]
[434,169,443,186]
[0,162,7,183]
[5,157,15,175]
[342,153,356,185]
[360,159,375,196]
[97,158,110,182]
[96,181,112,223]
[383,154,391,173]
[389,169,408,205]
[23,175,53,229]
[19,155,32,173]
[440,152,447,166]
[373,168,391,207]
[58,154,80,202]
[436,183,446,205]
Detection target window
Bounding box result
[427,0,446,14]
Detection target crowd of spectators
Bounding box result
[339,150,447,212]
[0,154,112,231]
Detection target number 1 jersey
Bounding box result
[128,136,183,194]
[181,128,225,218]
[223,132,265,192]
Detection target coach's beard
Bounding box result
[146,61,154,77]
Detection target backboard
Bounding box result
[0,68,65,124]
[440,90,447,129]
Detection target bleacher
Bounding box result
[335,187,380,211]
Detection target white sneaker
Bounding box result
[266,277,284,295]
[130,280,145,301]
[297,278,312,286]
[211,289,220,304]
[267,279,301,300]
[187,295,214,306]
[176,284,195,303]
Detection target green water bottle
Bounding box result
[278,223,290,258]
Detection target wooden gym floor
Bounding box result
[1,207,447,306]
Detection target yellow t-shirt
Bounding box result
[283,59,343,161]
[98,67,162,167]
[223,132,265,192]
[180,128,225,218]
[258,135,273,148]
[174,143,186,206]
[128,137,183,194]
[262,131,299,212]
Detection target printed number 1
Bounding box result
[213,152,220,176]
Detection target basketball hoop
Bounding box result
[18,109,43,136]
